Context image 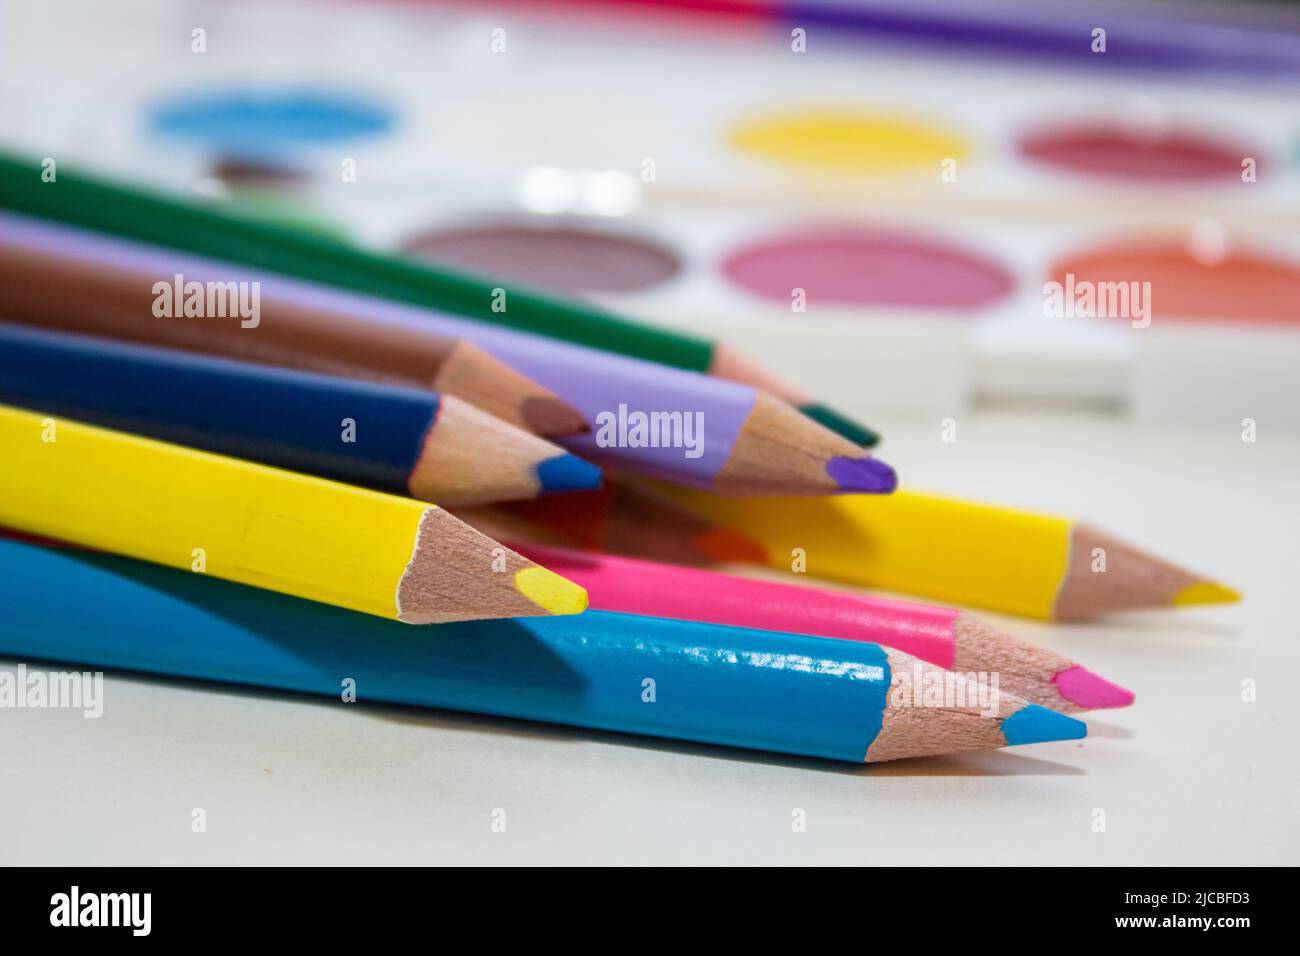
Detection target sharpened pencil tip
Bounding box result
[1173,581,1241,607]
[535,454,603,495]
[799,402,880,448]
[521,396,590,438]
[1001,703,1088,746]
[825,455,897,494]
[514,565,588,616]
[1052,666,1136,710]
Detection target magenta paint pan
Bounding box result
[720,227,1014,310]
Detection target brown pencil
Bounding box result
[0,234,587,438]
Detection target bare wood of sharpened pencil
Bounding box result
[717,390,887,496]
[406,396,589,506]
[950,614,1095,713]
[0,240,586,437]
[1053,523,1235,619]
[400,509,583,623]
[868,649,1037,762]
[708,342,811,405]
[710,341,881,449]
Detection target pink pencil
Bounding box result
[513,542,1134,713]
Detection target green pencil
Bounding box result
[0,151,877,447]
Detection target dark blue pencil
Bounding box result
[0,321,601,506]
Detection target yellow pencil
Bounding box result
[663,487,1239,620]
[0,403,587,623]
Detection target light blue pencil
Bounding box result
[0,537,1084,762]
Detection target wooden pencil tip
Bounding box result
[1000,704,1088,747]
[716,390,897,496]
[432,341,589,438]
[825,455,897,494]
[1052,666,1136,711]
[867,651,1086,761]
[1173,581,1242,607]
[1054,524,1239,619]
[396,508,587,623]
[522,396,590,438]
[411,396,599,506]
[514,565,589,616]
[708,342,811,404]
[798,402,880,448]
[952,612,1131,713]
[535,454,603,495]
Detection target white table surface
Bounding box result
[3,407,1293,865]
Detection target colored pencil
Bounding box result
[0,536,1086,762]
[0,322,602,507]
[663,486,1241,620]
[512,543,1134,712]
[0,404,587,622]
[706,344,875,444]
[0,214,585,439]
[594,0,1300,76]
[0,151,878,446]
[0,211,895,495]
[460,478,768,567]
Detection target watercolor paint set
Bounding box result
[28,2,1299,226]
[367,29,1300,223]
[16,0,1287,431]
[353,203,1297,428]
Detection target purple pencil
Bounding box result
[0,211,895,496]
[630,0,1300,77]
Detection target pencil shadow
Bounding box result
[861,749,1086,777]
[38,660,1086,777]
[375,702,879,772]
[1081,719,1133,739]
[1063,616,1240,640]
[374,703,1085,775]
